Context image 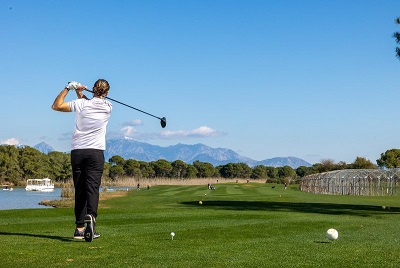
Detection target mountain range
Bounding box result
[31,138,311,168]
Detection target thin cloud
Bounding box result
[58,132,72,141]
[122,119,143,127]
[121,126,138,137]
[160,126,226,139]
[110,125,226,141]
[0,138,20,145]
[120,119,143,138]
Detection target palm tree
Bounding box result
[394,17,400,59]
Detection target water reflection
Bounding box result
[0,188,61,210]
[0,186,133,210]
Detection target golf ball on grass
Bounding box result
[170,232,175,240]
[199,201,203,205]
[326,228,338,240]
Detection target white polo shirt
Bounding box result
[69,97,112,150]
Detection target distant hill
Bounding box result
[33,142,54,154]
[258,157,311,168]
[104,138,311,168]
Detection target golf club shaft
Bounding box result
[84,89,162,120]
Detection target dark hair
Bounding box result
[93,79,109,97]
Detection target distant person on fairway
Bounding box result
[51,79,112,242]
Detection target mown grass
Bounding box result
[0,183,400,267]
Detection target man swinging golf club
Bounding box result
[52,79,112,242]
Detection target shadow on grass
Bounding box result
[314,241,331,244]
[181,200,400,217]
[0,231,74,242]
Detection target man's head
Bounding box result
[93,79,109,97]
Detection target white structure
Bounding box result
[25,178,55,192]
[300,169,400,196]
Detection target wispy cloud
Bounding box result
[121,126,138,137]
[122,119,143,127]
[160,126,226,139]
[58,132,72,141]
[0,138,21,145]
[110,123,225,141]
[119,119,143,137]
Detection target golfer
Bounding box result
[51,79,112,242]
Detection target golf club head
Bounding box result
[160,117,167,128]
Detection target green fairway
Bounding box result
[0,183,400,267]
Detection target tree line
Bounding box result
[1,145,399,186]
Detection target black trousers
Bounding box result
[71,149,104,227]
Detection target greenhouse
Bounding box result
[300,169,400,196]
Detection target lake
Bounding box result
[0,187,62,210]
[0,186,133,210]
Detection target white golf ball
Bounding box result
[170,232,175,237]
[326,228,338,240]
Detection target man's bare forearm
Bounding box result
[51,87,71,111]
[76,89,89,100]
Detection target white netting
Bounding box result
[300,169,400,196]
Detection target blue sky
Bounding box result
[1,0,400,164]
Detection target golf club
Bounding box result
[84,88,166,128]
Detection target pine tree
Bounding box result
[394,17,400,59]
